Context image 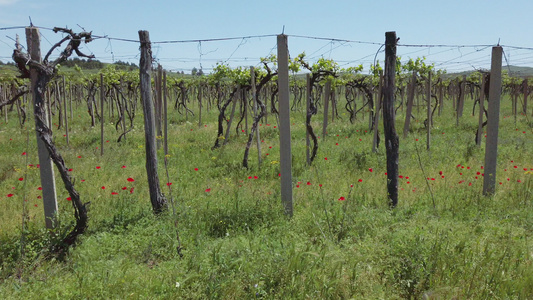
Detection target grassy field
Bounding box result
[0,90,532,299]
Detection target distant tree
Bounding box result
[191,67,198,76]
[197,68,204,76]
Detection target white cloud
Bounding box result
[0,0,20,6]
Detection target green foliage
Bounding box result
[0,62,531,299]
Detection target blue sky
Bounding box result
[1,0,533,73]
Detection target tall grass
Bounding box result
[0,92,532,299]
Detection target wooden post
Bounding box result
[306,74,311,166]
[522,79,528,115]
[322,79,330,139]
[198,82,202,128]
[277,34,293,217]
[483,47,503,196]
[156,65,163,148]
[438,80,443,116]
[63,76,69,146]
[476,74,486,147]
[250,66,262,165]
[383,31,399,208]
[456,75,466,126]
[100,73,104,156]
[243,88,248,134]
[26,27,58,229]
[372,72,383,152]
[403,71,416,138]
[163,71,168,156]
[138,30,167,213]
[331,87,336,123]
[426,72,431,150]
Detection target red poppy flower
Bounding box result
[205,188,211,192]
[167,182,172,186]
[22,152,26,155]
[296,185,300,188]
[37,196,42,199]
[324,157,328,160]
[96,166,101,169]
[122,187,127,190]
[248,176,252,179]
[67,197,72,201]
[81,179,85,182]
[130,187,134,194]
[68,168,73,172]
[319,184,323,187]
[77,156,82,158]
[407,181,410,184]
[111,192,118,195]
[18,177,23,181]
[34,204,37,207]
[358,179,363,182]
[127,178,135,182]
[121,165,127,169]
[368,168,373,172]
[384,172,388,175]
[307,181,311,185]
[439,171,443,175]
[338,196,345,201]
[253,176,258,179]
[7,194,14,197]
[194,168,199,171]
[101,186,105,190]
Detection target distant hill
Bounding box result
[446,65,533,78]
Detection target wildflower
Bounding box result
[338,196,345,201]
[205,188,211,192]
[127,178,135,182]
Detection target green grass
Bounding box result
[0,92,532,299]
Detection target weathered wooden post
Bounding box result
[426,72,431,150]
[322,79,330,139]
[63,76,69,146]
[163,71,168,156]
[100,73,104,156]
[138,30,167,213]
[403,71,416,138]
[522,79,528,115]
[26,27,58,229]
[438,79,443,116]
[372,72,383,153]
[198,81,202,128]
[306,74,311,166]
[483,46,503,196]
[383,31,399,208]
[277,34,293,217]
[476,74,486,147]
[456,75,466,126]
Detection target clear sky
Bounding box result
[1,0,532,74]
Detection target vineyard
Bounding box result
[0,28,532,299]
